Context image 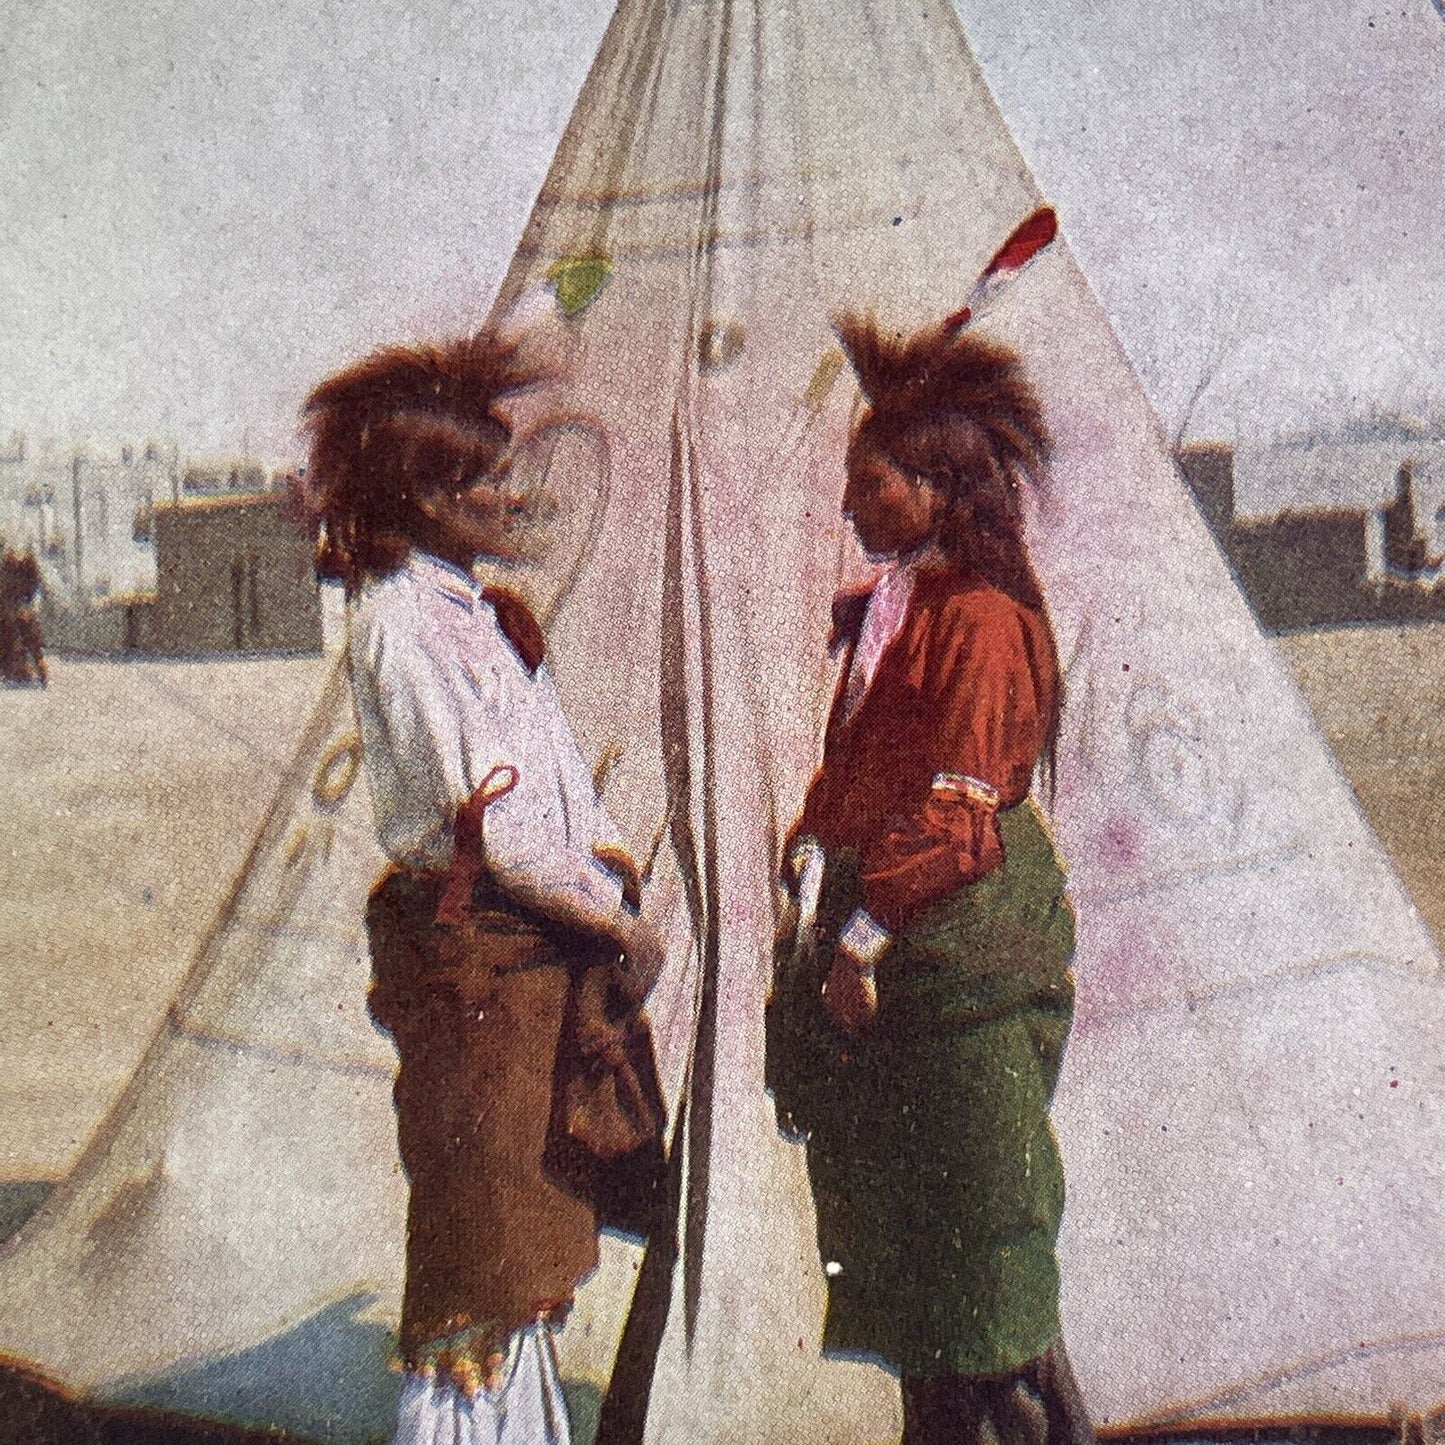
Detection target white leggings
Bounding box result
[391,1321,572,1445]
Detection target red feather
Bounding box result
[982,207,1058,278]
[944,207,1058,332]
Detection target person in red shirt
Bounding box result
[768,315,1094,1445]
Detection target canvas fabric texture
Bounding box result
[767,801,1075,1376]
[4,0,1445,1438]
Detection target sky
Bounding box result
[2,0,1443,462]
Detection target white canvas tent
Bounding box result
[4,0,1445,1440]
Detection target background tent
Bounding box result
[3,0,1445,1441]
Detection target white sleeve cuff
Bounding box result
[838,908,893,968]
[568,855,628,918]
[485,836,626,925]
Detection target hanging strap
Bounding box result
[434,763,520,926]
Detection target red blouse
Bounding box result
[796,565,1059,934]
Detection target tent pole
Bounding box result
[593,1097,688,1445]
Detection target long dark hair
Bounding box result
[836,313,1062,784]
[295,329,544,595]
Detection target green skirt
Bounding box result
[765,801,1077,1378]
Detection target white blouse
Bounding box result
[346,550,625,923]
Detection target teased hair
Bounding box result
[835,314,1053,591]
[836,312,1061,788]
[295,329,545,592]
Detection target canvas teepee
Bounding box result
[4,0,1445,1441]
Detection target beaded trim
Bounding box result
[931,771,1000,809]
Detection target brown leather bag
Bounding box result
[544,939,669,1240]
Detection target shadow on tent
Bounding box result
[0,1292,605,1445]
[101,1294,400,1443]
[0,1182,55,1248]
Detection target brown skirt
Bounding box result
[365,868,601,1363]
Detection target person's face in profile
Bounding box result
[418,460,557,569]
[842,444,945,562]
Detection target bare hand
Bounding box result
[823,953,878,1035]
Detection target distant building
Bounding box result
[3,437,325,656]
[1231,419,1445,529]
[150,491,320,655]
[1179,442,1445,633]
[181,457,269,496]
[0,436,175,605]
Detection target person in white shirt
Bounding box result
[299,330,666,1445]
